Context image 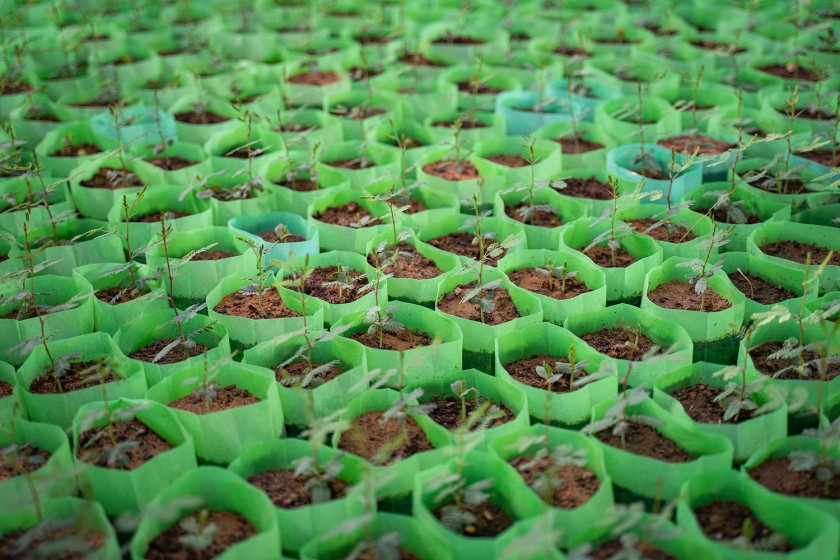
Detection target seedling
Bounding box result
[181,354,233,415]
[237,235,279,319]
[437,119,473,177]
[180,168,261,201]
[361,183,414,277]
[675,223,732,312]
[585,178,662,267]
[76,401,151,470]
[610,72,667,176]
[535,258,577,293]
[273,141,321,191]
[499,134,562,225]
[178,508,218,553]
[321,262,362,301]
[643,147,698,242]
[357,251,402,349]
[581,384,664,451]
[1,418,46,520]
[451,379,479,426]
[454,180,522,323]
[228,104,268,194]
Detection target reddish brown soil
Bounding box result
[94,286,147,305]
[422,160,482,181]
[24,108,59,121]
[504,355,585,394]
[760,241,840,267]
[727,271,796,304]
[504,203,563,227]
[328,106,384,119]
[797,149,838,167]
[248,468,348,508]
[657,135,735,156]
[173,111,230,124]
[438,282,520,325]
[506,267,590,300]
[432,35,485,45]
[188,250,237,261]
[426,396,513,430]
[399,52,444,66]
[691,39,745,53]
[580,328,658,361]
[629,218,697,243]
[275,360,344,386]
[595,423,694,462]
[647,280,732,312]
[0,445,50,481]
[28,361,121,395]
[354,549,421,560]
[484,154,529,168]
[0,525,106,559]
[255,231,306,243]
[51,144,101,157]
[749,341,840,381]
[778,106,834,121]
[79,167,144,190]
[584,245,637,268]
[432,118,488,129]
[749,456,840,499]
[287,69,340,86]
[559,176,612,200]
[275,178,319,192]
[593,35,640,44]
[77,419,173,470]
[169,385,259,415]
[693,501,793,551]
[0,380,12,398]
[644,25,678,36]
[338,411,434,462]
[757,63,819,82]
[129,339,211,364]
[146,156,199,170]
[671,383,752,424]
[554,45,592,57]
[291,265,366,304]
[554,136,604,154]
[704,205,761,224]
[314,202,379,227]
[432,501,513,538]
[349,329,432,351]
[749,176,806,194]
[133,211,190,223]
[426,232,506,266]
[368,243,443,280]
[145,511,256,560]
[456,81,503,94]
[589,539,676,560]
[509,456,600,508]
[324,158,377,170]
[214,287,300,318]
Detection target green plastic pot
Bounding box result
[532,120,618,170]
[676,469,839,560]
[606,143,704,204]
[497,248,607,326]
[423,109,507,145]
[707,106,812,162]
[332,301,464,385]
[323,89,406,141]
[207,268,325,351]
[129,466,282,560]
[259,108,345,154]
[414,149,508,205]
[129,140,208,186]
[114,308,232,388]
[306,188,398,254]
[34,122,118,177]
[642,256,746,343]
[67,156,163,221]
[559,217,665,303]
[70,398,198,516]
[242,331,367,425]
[0,417,76,512]
[654,362,787,463]
[617,203,715,260]
[201,123,286,175]
[145,362,284,464]
[475,136,562,184]
[371,118,438,179]
[589,394,734,499]
[440,64,523,113]
[420,23,510,63]
[495,321,618,427]
[0,273,95,366]
[417,214,528,266]
[228,211,320,266]
[281,60,352,109]
[228,438,369,556]
[594,94,682,145]
[318,139,401,190]
[492,185,587,250]
[15,332,147,430]
[377,74,460,124]
[363,176,460,229]
[166,95,239,144]
[261,157,352,218]
[747,222,840,293]
[495,91,580,137]
[0,361,18,421]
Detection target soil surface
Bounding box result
[757,63,819,82]
[690,39,745,53]
[749,176,806,194]
[368,243,443,280]
[588,539,676,560]
[595,423,694,462]
[314,202,380,228]
[0,445,50,481]
[248,468,348,508]
[145,511,256,560]
[580,328,658,361]
[760,241,840,267]
[559,176,612,200]
[169,385,259,415]
[703,205,761,224]
[0,525,106,560]
[438,282,520,325]
[504,203,563,227]
[426,396,514,430]
[727,271,796,305]
[432,118,487,129]
[554,137,604,154]
[77,419,173,470]
[324,158,377,170]
[399,52,444,66]
[657,134,735,156]
[51,144,101,157]
[456,81,503,94]
[0,380,12,398]
[431,501,512,537]
[553,45,592,57]
[79,167,144,190]
[28,361,121,395]
[291,265,367,304]
[337,411,434,462]
[255,231,306,244]
[145,156,199,170]
[506,267,590,300]
[133,211,190,223]
[749,341,840,381]
[748,456,840,499]
[94,286,147,305]
[432,35,485,45]
[349,328,432,351]
[504,355,586,394]
[584,245,637,268]
[275,360,345,386]
[693,501,793,551]
[214,289,300,320]
[422,160,482,181]
[647,280,732,312]
[484,154,529,168]
[173,111,230,124]
[188,250,237,261]
[671,383,752,424]
[288,68,343,83]
[797,149,838,168]
[275,178,319,192]
[509,456,600,508]
[353,549,421,560]
[426,232,505,266]
[129,339,211,364]
[629,218,697,243]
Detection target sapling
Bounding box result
[451,180,522,323]
[178,509,219,554]
[149,76,180,168]
[361,183,414,277]
[293,408,350,503]
[180,168,261,201]
[181,354,232,415]
[610,72,666,176]
[563,68,591,152]
[584,178,662,267]
[273,141,321,191]
[25,151,76,245]
[321,262,362,302]
[581,384,664,451]
[76,400,151,470]
[642,147,698,243]
[675,224,732,312]
[537,345,611,392]
[435,119,473,177]
[228,104,269,194]
[356,253,403,349]
[1,417,46,520]
[535,258,577,293]
[237,235,279,319]
[499,134,562,225]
